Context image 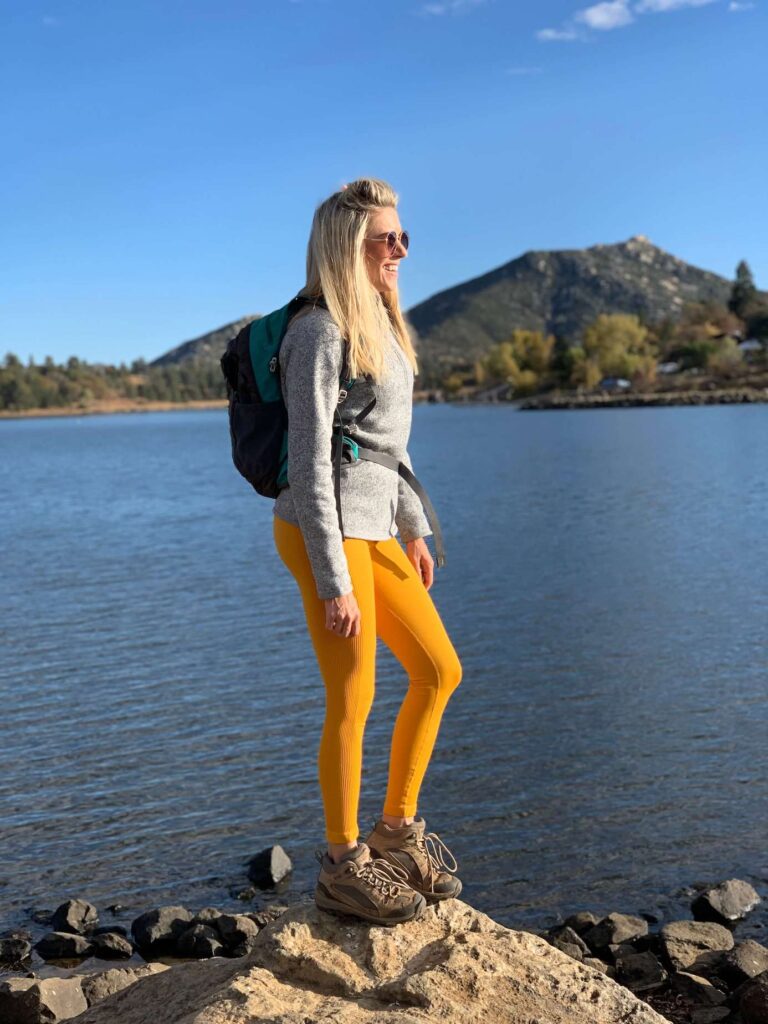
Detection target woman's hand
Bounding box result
[406,537,434,590]
[324,590,361,638]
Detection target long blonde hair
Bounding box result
[292,177,418,382]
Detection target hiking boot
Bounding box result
[363,815,463,903]
[313,840,427,926]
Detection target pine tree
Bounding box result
[728,260,758,319]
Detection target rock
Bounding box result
[690,1008,731,1024]
[34,931,93,960]
[1,934,32,965]
[0,976,87,1022]
[670,971,728,1005]
[214,914,260,956]
[720,940,768,986]
[176,924,224,959]
[192,907,224,927]
[51,899,99,936]
[548,924,591,956]
[244,905,290,928]
[92,924,128,937]
[246,845,292,887]
[70,898,671,1023]
[660,920,735,972]
[80,963,170,1008]
[563,910,602,935]
[584,956,613,975]
[614,951,668,993]
[553,940,584,961]
[607,941,640,964]
[29,909,54,927]
[739,971,768,1024]
[130,905,193,956]
[582,912,649,952]
[90,931,134,959]
[692,879,762,924]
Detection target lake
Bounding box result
[1,405,766,945]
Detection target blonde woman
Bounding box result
[272,178,463,926]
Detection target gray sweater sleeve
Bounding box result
[281,315,353,601]
[395,449,433,542]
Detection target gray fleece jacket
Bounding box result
[273,305,432,600]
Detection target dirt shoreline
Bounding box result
[4,386,768,420]
[0,400,229,421]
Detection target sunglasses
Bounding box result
[365,230,410,255]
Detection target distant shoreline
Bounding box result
[517,386,768,410]
[0,399,229,421]
[3,386,768,421]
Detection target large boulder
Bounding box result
[71,898,672,1023]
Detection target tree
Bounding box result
[707,336,744,377]
[728,260,758,320]
[581,313,658,382]
[550,335,575,385]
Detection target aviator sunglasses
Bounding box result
[365,229,410,255]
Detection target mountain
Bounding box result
[150,237,744,372]
[406,235,735,375]
[150,315,258,367]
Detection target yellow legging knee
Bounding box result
[273,514,462,844]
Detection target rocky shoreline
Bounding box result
[517,387,768,410]
[1,844,766,1024]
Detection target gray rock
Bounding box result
[244,905,290,928]
[614,950,668,993]
[583,956,612,975]
[671,971,728,1005]
[90,931,134,959]
[80,963,170,1007]
[34,931,93,960]
[562,910,602,935]
[692,879,762,924]
[246,844,292,887]
[661,920,735,972]
[739,970,768,1024]
[130,905,193,956]
[0,975,87,1022]
[548,925,590,955]
[176,923,223,959]
[552,940,584,961]
[690,1008,732,1024]
[720,940,768,986]
[607,941,640,964]
[92,924,128,937]
[215,914,260,956]
[191,907,223,926]
[582,912,649,951]
[51,898,99,935]
[0,935,32,965]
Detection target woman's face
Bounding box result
[363,206,408,294]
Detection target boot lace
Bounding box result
[356,856,410,897]
[411,830,458,891]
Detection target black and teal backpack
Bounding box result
[220,293,446,567]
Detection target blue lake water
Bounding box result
[1,405,767,946]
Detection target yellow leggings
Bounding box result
[273,514,463,844]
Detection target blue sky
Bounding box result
[3,0,765,365]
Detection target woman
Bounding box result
[272,177,463,926]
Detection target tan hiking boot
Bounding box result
[314,840,427,926]
[363,815,463,903]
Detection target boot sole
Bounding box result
[315,887,427,926]
[419,877,462,903]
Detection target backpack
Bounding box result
[220,293,446,567]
